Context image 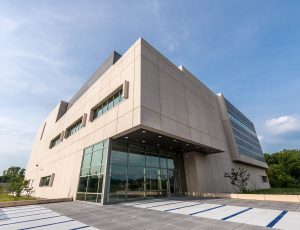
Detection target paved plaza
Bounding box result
[0,198,299,229]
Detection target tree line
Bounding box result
[264,149,300,188]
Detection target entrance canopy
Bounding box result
[114,129,223,154]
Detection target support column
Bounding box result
[101,139,112,205]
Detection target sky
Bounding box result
[0,0,299,174]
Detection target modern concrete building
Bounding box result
[26,38,270,205]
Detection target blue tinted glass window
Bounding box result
[93,89,124,120]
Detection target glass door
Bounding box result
[167,169,181,196]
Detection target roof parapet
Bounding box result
[68,51,122,109]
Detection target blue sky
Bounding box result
[0,0,299,173]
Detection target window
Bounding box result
[50,134,61,148]
[76,139,109,204]
[66,119,83,138]
[228,112,256,136]
[39,174,54,187]
[40,122,46,140]
[261,175,268,183]
[93,89,123,120]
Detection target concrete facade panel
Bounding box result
[140,57,160,113]
[159,70,177,120]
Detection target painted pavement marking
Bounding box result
[169,203,222,215]
[0,207,48,216]
[272,211,300,230]
[221,207,252,220]
[148,202,200,211]
[133,200,182,208]
[0,205,99,230]
[266,211,288,228]
[241,209,283,227]
[189,205,225,216]
[124,200,300,229]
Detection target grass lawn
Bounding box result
[247,188,300,195]
[0,194,35,202]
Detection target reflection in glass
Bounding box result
[82,153,92,168]
[78,177,88,192]
[93,142,103,151]
[108,140,183,203]
[167,159,174,169]
[76,193,85,201]
[128,152,144,166]
[110,164,126,175]
[111,150,127,164]
[128,166,144,191]
[145,167,160,175]
[96,194,102,203]
[85,194,97,202]
[146,174,160,191]
[76,139,107,204]
[160,157,167,168]
[161,175,168,190]
[85,146,93,154]
[113,92,120,106]
[80,168,89,176]
[110,174,126,193]
[87,175,99,193]
[91,150,103,167]
[102,102,108,113]
[108,98,114,110]
[90,166,101,175]
[146,155,160,168]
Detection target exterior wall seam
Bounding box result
[140,105,225,143]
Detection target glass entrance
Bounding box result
[167,169,181,196]
[107,140,186,203]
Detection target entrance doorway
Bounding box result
[167,169,182,197]
[107,140,186,203]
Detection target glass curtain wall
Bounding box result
[76,139,109,203]
[107,140,185,203]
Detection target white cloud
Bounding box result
[257,135,263,141]
[265,115,300,135]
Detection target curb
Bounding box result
[0,198,73,208]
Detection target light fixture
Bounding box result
[142,130,146,133]
[158,135,162,138]
[173,139,177,142]
[186,143,189,146]
[124,136,129,139]
[142,140,146,143]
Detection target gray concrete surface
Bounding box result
[172,197,300,212]
[40,197,300,230]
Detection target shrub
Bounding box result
[224,167,250,193]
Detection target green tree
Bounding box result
[4,167,28,198]
[0,173,9,183]
[264,149,300,188]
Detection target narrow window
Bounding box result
[39,176,51,187]
[92,88,124,121]
[50,134,61,148]
[102,102,108,114]
[261,175,268,183]
[107,98,114,110]
[66,118,83,138]
[40,122,47,140]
